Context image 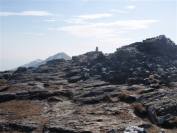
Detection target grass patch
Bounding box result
[147,124,177,133]
[0,79,6,87]
[0,100,43,120]
[132,102,147,118]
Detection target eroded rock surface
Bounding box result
[0,35,177,132]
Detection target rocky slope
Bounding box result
[0,35,177,133]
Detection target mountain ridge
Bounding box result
[18,52,71,69]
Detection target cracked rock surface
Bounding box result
[0,35,177,133]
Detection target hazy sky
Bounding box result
[0,0,176,71]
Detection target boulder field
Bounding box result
[0,35,177,133]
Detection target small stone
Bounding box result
[48,97,63,102]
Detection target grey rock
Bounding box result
[14,67,28,73]
[137,89,177,126]
[43,117,92,133]
[9,120,38,132]
[0,92,16,102]
[66,69,82,77]
[0,112,13,116]
[0,120,38,132]
[107,128,123,133]
[158,129,166,133]
[46,58,66,65]
[140,87,155,94]
[150,83,160,89]
[43,116,148,133]
[124,126,147,133]
[3,73,12,80]
[0,87,61,102]
[89,68,97,76]
[81,95,107,104]
[157,67,164,75]
[105,71,127,83]
[48,96,63,102]
[68,76,83,83]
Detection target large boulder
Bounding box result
[137,89,177,127]
[3,73,12,80]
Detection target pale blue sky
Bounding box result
[0,0,176,71]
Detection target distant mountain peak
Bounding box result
[15,52,71,69]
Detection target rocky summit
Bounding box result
[0,35,177,133]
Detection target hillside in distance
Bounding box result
[0,35,177,133]
[20,52,71,68]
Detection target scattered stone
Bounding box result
[158,129,166,133]
[124,126,147,133]
[150,83,160,89]
[48,96,63,102]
